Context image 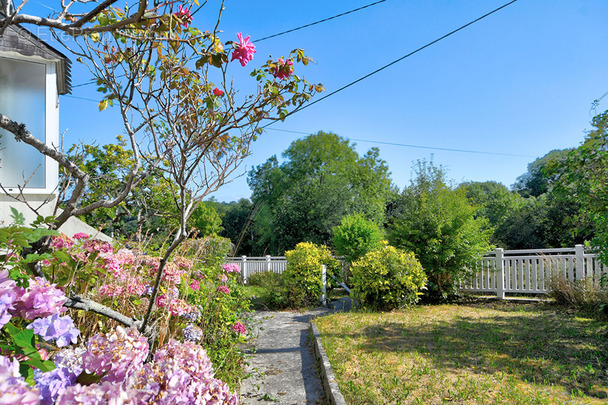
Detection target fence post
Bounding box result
[241,255,247,284]
[321,265,327,307]
[496,248,505,300]
[266,255,271,273]
[575,244,585,281]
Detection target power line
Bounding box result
[272,0,519,121]
[64,94,100,102]
[254,0,387,43]
[70,1,385,88]
[266,127,533,158]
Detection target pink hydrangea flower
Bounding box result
[82,240,113,254]
[231,32,256,66]
[148,260,185,285]
[232,322,246,335]
[216,285,230,294]
[50,235,74,251]
[72,232,90,241]
[82,326,149,383]
[12,277,67,320]
[189,279,200,290]
[56,380,136,405]
[0,355,41,404]
[272,58,294,80]
[168,298,191,317]
[98,284,125,297]
[220,274,228,283]
[174,5,192,28]
[155,293,169,309]
[222,263,241,273]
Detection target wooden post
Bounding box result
[496,248,505,299]
[575,244,585,281]
[266,255,271,273]
[321,265,327,307]
[241,255,247,284]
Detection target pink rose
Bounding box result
[231,33,256,67]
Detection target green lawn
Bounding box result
[315,301,608,404]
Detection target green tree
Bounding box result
[189,202,223,237]
[458,181,523,229]
[248,132,394,254]
[551,110,608,264]
[512,149,572,197]
[332,214,383,264]
[387,160,492,300]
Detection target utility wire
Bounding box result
[266,127,533,158]
[267,0,519,123]
[70,1,385,88]
[254,0,386,43]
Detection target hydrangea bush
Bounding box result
[0,225,248,403]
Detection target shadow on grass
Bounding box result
[325,304,608,400]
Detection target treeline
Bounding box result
[74,112,607,266]
[213,111,607,260]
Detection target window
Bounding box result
[0,57,47,188]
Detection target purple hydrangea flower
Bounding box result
[182,323,203,342]
[143,284,154,296]
[12,277,67,320]
[0,270,18,328]
[183,307,201,322]
[0,355,41,404]
[35,366,79,405]
[27,313,80,347]
[54,346,86,375]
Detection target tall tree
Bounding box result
[248,131,394,254]
[388,160,492,300]
[458,181,523,229]
[0,1,322,335]
[512,149,572,197]
[551,110,608,264]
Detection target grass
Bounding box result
[315,300,608,404]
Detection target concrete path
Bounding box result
[239,308,330,405]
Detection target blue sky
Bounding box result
[28,0,608,202]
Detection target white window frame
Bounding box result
[0,51,59,196]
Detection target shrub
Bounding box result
[282,242,340,308]
[351,245,426,310]
[332,214,383,264]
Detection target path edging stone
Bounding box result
[309,321,347,405]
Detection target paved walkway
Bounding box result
[239,297,353,404]
[239,308,330,404]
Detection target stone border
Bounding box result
[310,321,347,405]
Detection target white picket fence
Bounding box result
[229,246,608,298]
[460,245,607,298]
[225,255,288,284]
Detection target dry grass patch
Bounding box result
[315,301,608,404]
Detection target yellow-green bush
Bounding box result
[282,242,340,307]
[351,245,426,310]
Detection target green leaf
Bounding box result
[8,326,36,350]
[10,207,25,225]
